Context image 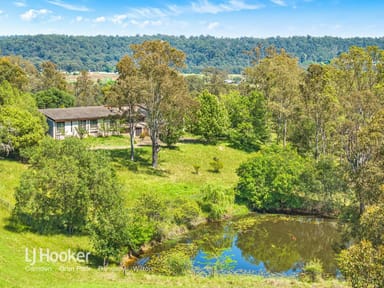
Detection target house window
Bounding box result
[71,121,78,133]
[90,120,98,131]
[79,120,87,130]
[56,122,65,137]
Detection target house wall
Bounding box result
[48,119,115,139]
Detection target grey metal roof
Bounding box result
[39,106,121,121]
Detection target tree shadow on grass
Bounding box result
[3,214,90,236]
[106,148,170,177]
[179,138,206,144]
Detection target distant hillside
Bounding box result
[1,34,384,73]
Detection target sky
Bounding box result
[0,0,383,37]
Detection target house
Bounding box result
[39,106,123,139]
[40,106,149,139]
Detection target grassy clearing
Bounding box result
[83,135,131,149]
[113,141,255,202]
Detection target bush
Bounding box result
[199,184,234,221]
[235,144,306,211]
[209,157,223,173]
[173,198,202,228]
[359,204,384,246]
[300,258,323,282]
[147,244,196,276]
[135,191,168,222]
[159,124,183,147]
[125,214,156,252]
[338,240,384,288]
[13,137,121,234]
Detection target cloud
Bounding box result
[47,0,90,12]
[191,0,263,14]
[208,22,220,30]
[14,1,26,7]
[130,19,163,28]
[49,15,63,22]
[94,16,106,23]
[126,7,169,19]
[75,16,83,22]
[111,14,128,24]
[20,9,51,21]
[270,0,287,6]
[110,5,180,26]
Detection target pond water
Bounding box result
[141,214,341,276]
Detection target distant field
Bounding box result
[65,72,243,84]
[65,72,118,83]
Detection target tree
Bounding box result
[13,138,123,235]
[333,46,384,214]
[184,74,205,97]
[225,90,269,151]
[33,88,75,108]
[74,70,103,106]
[131,40,190,168]
[87,187,130,266]
[5,55,41,92]
[202,67,229,96]
[297,64,339,158]
[39,61,67,91]
[0,81,45,156]
[194,90,229,144]
[0,57,29,91]
[111,55,145,161]
[245,47,302,146]
[0,106,45,155]
[236,144,307,211]
[159,109,185,147]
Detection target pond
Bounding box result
[140,214,341,277]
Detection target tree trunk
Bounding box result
[359,197,365,215]
[283,118,287,148]
[151,140,159,168]
[129,122,135,161]
[103,256,109,268]
[315,118,320,160]
[151,129,160,168]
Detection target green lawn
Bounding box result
[0,139,350,287]
[82,135,131,149]
[113,141,255,202]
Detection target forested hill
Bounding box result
[1,34,384,73]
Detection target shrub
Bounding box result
[300,258,323,282]
[338,240,384,288]
[147,244,196,276]
[192,164,201,174]
[125,214,156,252]
[199,184,234,221]
[173,199,202,228]
[359,204,384,246]
[135,191,168,222]
[159,124,183,147]
[235,144,306,211]
[209,157,223,173]
[75,126,88,139]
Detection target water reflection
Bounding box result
[151,214,340,276]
